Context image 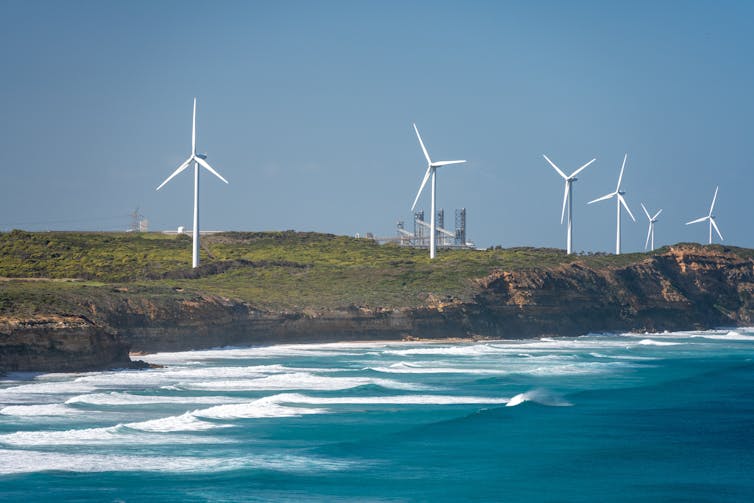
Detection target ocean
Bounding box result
[1,329,754,502]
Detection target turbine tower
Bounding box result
[686,186,723,244]
[410,124,466,259]
[156,98,228,268]
[588,153,636,255]
[640,203,662,251]
[543,155,596,254]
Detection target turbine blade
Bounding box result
[196,157,229,184]
[156,157,192,191]
[413,123,431,164]
[619,194,636,222]
[615,153,627,191]
[543,154,568,179]
[569,158,596,178]
[561,182,569,224]
[709,185,719,215]
[192,98,197,155]
[432,160,466,167]
[640,202,651,221]
[411,166,432,211]
[711,218,724,240]
[686,216,708,225]
[653,209,663,220]
[645,223,652,250]
[588,192,615,205]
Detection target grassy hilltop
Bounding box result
[0,230,735,315]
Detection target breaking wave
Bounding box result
[0,448,356,475]
[180,372,426,391]
[506,389,572,407]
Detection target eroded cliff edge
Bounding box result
[1,244,753,372]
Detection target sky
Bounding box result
[1,0,753,252]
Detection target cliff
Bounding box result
[1,233,753,372]
[0,314,133,372]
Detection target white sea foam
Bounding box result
[157,364,340,380]
[125,413,224,432]
[687,331,754,341]
[0,448,355,475]
[65,392,240,406]
[384,344,506,357]
[588,352,657,361]
[269,393,508,406]
[0,403,76,417]
[0,381,96,396]
[638,339,681,346]
[181,372,426,391]
[194,396,328,420]
[0,424,227,447]
[144,343,378,364]
[510,361,631,376]
[506,389,572,407]
[369,362,507,375]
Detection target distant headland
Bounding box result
[1,230,752,373]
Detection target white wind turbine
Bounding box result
[543,155,596,254]
[588,153,636,255]
[156,98,229,268]
[410,123,466,259]
[686,186,723,244]
[640,203,662,251]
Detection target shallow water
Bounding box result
[2,329,754,501]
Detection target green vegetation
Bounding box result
[0,230,743,313]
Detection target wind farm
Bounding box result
[2,4,754,501]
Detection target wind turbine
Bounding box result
[686,186,723,244]
[640,203,662,251]
[543,155,596,254]
[156,98,228,268]
[588,153,636,255]
[410,123,466,259]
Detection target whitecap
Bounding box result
[66,392,240,406]
[384,344,503,357]
[506,389,572,407]
[269,392,508,406]
[687,331,754,341]
[370,362,507,375]
[0,403,76,417]
[125,413,224,432]
[0,381,96,396]
[181,372,426,392]
[143,343,378,364]
[193,396,327,420]
[638,339,680,346]
[0,448,356,475]
[0,425,227,447]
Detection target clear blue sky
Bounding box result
[1,0,752,251]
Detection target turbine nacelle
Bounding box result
[410,123,466,212]
[196,153,208,160]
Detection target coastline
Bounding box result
[2,242,753,373]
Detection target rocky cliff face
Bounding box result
[0,315,132,372]
[2,245,753,372]
[465,246,754,338]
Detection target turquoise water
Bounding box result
[2,329,754,502]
